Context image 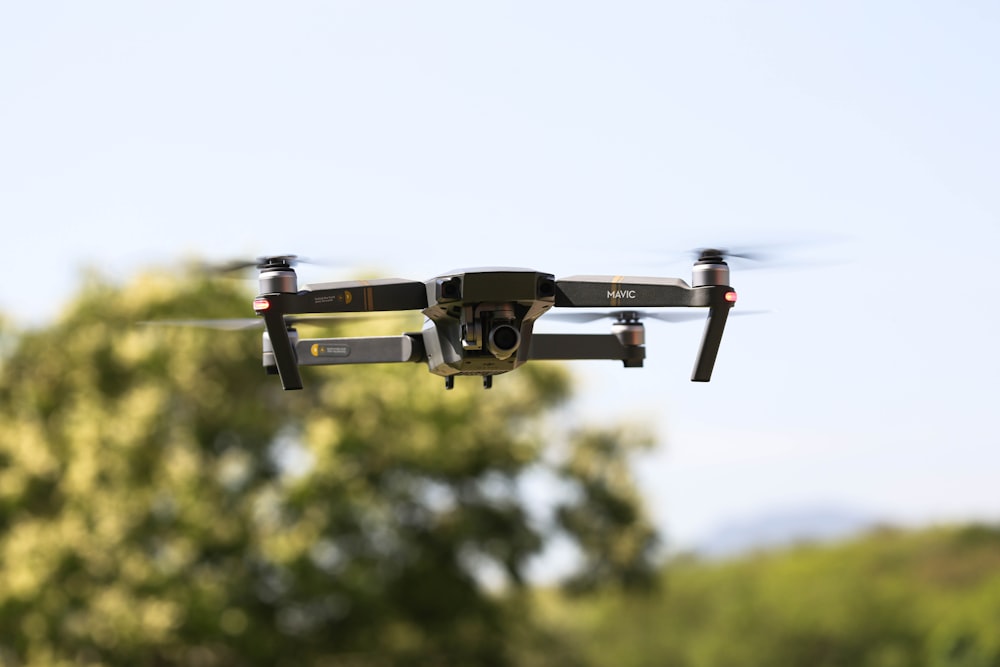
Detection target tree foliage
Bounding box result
[0,269,657,667]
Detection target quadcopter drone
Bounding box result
[175,250,741,391]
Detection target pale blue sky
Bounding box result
[3,1,998,549]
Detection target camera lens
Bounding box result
[488,324,520,359]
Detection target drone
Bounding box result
[172,251,744,391]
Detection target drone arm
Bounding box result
[554,276,708,308]
[691,289,736,382]
[528,334,645,366]
[261,310,304,390]
[289,279,427,314]
[254,278,426,390]
[293,334,426,366]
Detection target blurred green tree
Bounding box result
[541,525,1000,667]
[0,268,657,667]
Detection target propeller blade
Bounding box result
[644,311,707,323]
[638,309,768,322]
[205,254,304,275]
[139,318,264,331]
[546,309,768,325]
[286,314,412,326]
[544,312,612,324]
[686,234,851,270]
[139,312,416,332]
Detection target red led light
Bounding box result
[724,291,738,303]
[253,298,271,311]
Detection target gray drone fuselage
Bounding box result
[419,268,554,379]
[252,261,736,391]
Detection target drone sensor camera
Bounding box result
[488,324,521,360]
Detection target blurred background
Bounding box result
[2,1,999,665]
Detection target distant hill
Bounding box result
[695,504,875,558]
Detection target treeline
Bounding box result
[3,269,998,666]
[0,270,656,667]
[539,523,1000,667]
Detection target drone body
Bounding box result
[247,253,738,391]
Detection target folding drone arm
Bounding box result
[528,334,645,367]
[256,278,428,390]
[553,275,736,382]
[286,335,426,367]
[273,278,428,315]
[553,275,710,308]
[690,286,735,382]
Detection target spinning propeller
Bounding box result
[686,236,847,270]
[208,255,305,274]
[548,309,766,324]
[141,313,393,331]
